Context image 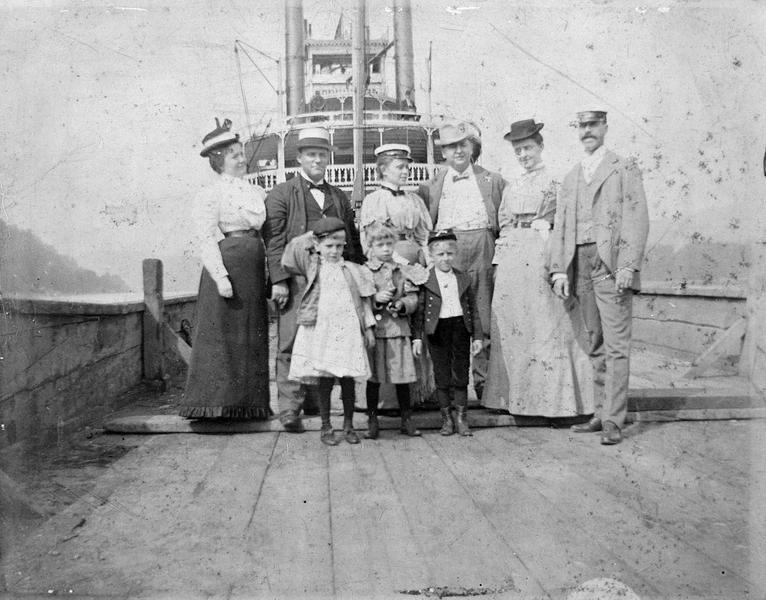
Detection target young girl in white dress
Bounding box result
[282,217,376,446]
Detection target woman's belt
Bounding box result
[224,229,260,238]
[511,213,537,228]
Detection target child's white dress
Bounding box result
[289,260,371,382]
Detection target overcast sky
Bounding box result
[1,0,764,293]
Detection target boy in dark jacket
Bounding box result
[412,229,485,436]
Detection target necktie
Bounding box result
[453,173,469,182]
[308,181,327,193]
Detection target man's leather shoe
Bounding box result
[600,421,622,445]
[570,417,602,433]
[282,416,304,433]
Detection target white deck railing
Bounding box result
[245,162,441,192]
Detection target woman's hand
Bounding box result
[375,290,394,304]
[552,275,569,299]
[271,282,290,309]
[364,328,376,350]
[471,340,484,357]
[411,339,422,358]
[216,276,234,298]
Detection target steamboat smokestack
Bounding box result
[393,0,415,106]
[285,0,306,116]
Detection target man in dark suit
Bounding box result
[549,110,650,445]
[417,121,505,401]
[264,127,364,432]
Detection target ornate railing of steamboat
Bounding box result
[244,108,445,195]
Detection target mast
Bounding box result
[285,0,305,116]
[393,0,415,106]
[351,0,367,206]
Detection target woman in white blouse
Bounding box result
[483,119,593,421]
[179,119,271,420]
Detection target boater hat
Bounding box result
[297,127,333,151]
[504,119,544,142]
[434,121,473,146]
[312,217,346,238]
[200,118,239,157]
[577,110,607,124]
[374,143,413,161]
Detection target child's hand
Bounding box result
[412,339,422,357]
[471,340,484,356]
[387,300,404,316]
[374,290,394,304]
[364,328,376,350]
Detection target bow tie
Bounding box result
[307,181,327,193]
[452,172,470,182]
[386,188,405,196]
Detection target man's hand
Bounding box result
[552,276,569,299]
[271,282,290,309]
[216,276,234,298]
[614,269,633,293]
[411,339,423,358]
[364,328,376,350]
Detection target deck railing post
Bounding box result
[741,240,766,394]
[142,258,165,382]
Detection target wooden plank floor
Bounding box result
[2,419,765,599]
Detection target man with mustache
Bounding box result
[549,111,649,445]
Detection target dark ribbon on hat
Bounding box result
[453,173,470,182]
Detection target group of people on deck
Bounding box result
[179,109,649,447]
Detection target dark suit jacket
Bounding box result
[412,268,484,340]
[417,164,506,235]
[263,175,364,285]
[549,150,649,290]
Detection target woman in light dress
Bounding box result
[483,119,593,421]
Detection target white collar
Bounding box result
[447,165,474,181]
[581,145,607,169]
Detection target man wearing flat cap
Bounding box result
[417,121,505,401]
[264,126,364,432]
[549,111,649,445]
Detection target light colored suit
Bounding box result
[549,149,649,430]
[549,150,649,289]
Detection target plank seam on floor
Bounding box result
[244,432,280,530]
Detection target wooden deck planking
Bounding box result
[512,425,755,587]
[376,436,547,597]
[243,433,337,599]
[3,422,765,599]
[427,432,666,598]
[327,441,431,598]
[504,427,753,598]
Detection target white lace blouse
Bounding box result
[192,173,266,282]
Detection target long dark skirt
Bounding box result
[180,235,270,419]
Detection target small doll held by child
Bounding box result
[362,222,429,438]
[281,217,376,446]
[412,229,485,436]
